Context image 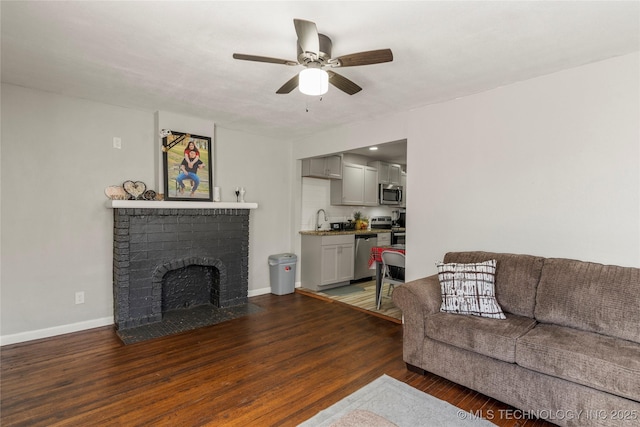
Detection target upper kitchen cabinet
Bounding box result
[363,166,378,205]
[368,160,402,185]
[330,162,378,206]
[302,155,342,179]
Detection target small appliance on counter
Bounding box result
[342,220,356,230]
[392,208,406,227]
[330,222,344,231]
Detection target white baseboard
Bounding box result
[248,286,272,297]
[248,282,301,298]
[0,317,114,346]
[2,284,303,346]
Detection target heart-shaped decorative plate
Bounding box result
[123,180,146,199]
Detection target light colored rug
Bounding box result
[298,375,496,427]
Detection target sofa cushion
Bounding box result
[426,311,537,363]
[443,252,544,318]
[516,324,640,401]
[437,259,506,319]
[535,258,640,344]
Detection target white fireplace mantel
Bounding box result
[105,200,258,209]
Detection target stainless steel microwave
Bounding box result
[379,184,403,205]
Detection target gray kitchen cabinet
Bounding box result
[302,155,342,179]
[363,166,378,205]
[301,234,355,290]
[330,162,378,206]
[336,163,363,204]
[368,160,402,185]
[389,164,402,185]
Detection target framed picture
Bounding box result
[162,131,213,201]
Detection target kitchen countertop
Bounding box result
[299,228,405,236]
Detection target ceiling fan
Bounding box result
[232,19,393,96]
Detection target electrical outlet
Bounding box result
[113,137,122,149]
[75,291,85,305]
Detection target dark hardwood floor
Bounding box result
[1,293,554,426]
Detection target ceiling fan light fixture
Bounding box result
[299,68,328,96]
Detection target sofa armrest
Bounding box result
[393,274,442,317]
[392,274,442,368]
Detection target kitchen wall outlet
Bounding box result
[75,291,85,305]
[113,137,122,149]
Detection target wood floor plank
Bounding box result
[1,293,553,426]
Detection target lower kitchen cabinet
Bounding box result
[301,234,355,291]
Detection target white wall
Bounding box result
[407,53,640,276]
[292,111,408,161]
[293,53,640,282]
[0,84,292,344]
[0,85,154,341]
[214,127,293,294]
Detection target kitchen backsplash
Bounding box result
[301,177,394,231]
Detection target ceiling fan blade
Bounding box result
[276,74,299,94]
[332,49,393,67]
[327,71,362,95]
[293,19,319,55]
[233,53,298,66]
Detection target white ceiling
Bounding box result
[2,1,638,141]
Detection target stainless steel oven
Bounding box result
[391,231,405,245]
[379,184,403,205]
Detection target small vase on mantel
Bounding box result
[240,188,246,203]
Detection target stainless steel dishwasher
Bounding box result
[353,234,377,281]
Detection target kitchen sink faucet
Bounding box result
[316,209,328,230]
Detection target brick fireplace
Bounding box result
[110,204,253,330]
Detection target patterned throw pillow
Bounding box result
[436,259,506,319]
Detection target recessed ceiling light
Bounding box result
[369,146,378,151]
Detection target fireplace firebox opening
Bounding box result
[162,264,220,311]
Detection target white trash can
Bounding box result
[268,253,298,295]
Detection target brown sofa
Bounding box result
[392,251,640,427]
